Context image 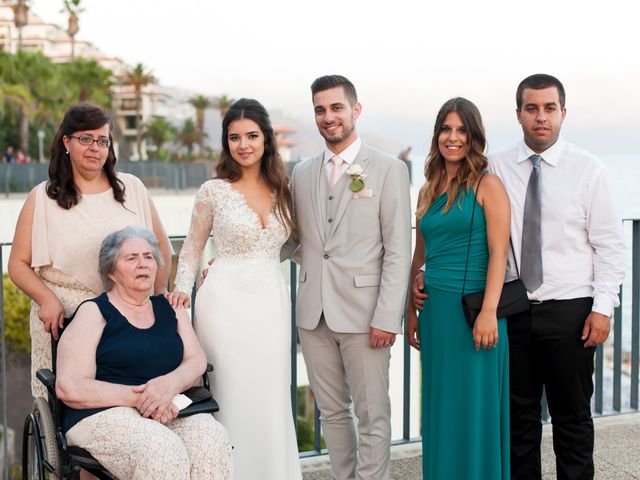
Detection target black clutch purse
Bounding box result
[176,386,219,418]
[182,386,212,404]
[461,174,530,328]
[461,279,529,328]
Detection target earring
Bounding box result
[66,150,69,155]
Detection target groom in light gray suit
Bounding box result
[290,75,411,480]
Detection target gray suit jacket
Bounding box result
[289,143,411,334]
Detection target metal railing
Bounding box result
[2,220,640,477]
[0,161,213,197]
[0,160,301,197]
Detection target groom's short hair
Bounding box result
[311,75,358,106]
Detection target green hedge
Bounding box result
[295,386,326,452]
[2,274,31,354]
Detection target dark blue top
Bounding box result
[62,293,184,433]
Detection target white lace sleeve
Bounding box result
[174,183,215,294]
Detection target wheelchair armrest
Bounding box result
[177,398,219,418]
[36,368,56,389]
[201,363,213,390]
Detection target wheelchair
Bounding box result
[22,337,220,480]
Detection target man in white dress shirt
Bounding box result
[488,74,625,480]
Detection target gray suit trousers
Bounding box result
[299,317,391,480]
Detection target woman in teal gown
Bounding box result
[406,98,512,479]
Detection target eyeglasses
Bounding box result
[68,134,111,149]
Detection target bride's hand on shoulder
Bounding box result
[165,291,191,309]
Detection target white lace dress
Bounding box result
[174,179,302,480]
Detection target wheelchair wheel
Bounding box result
[22,397,60,480]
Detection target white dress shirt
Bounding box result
[488,137,625,316]
[323,136,362,183]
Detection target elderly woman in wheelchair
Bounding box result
[31,226,233,479]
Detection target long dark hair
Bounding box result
[47,103,125,209]
[416,97,488,217]
[216,98,296,238]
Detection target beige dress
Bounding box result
[65,407,233,480]
[29,173,154,397]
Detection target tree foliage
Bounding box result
[188,94,212,153]
[178,118,198,156]
[59,58,112,105]
[144,116,176,159]
[213,94,234,120]
[295,386,326,451]
[122,63,156,160]
[63,0,83,15]
[0,51,113,159]
[0,52,233,163]
[2,274,31,354]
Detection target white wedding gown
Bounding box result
[175,179,302,480]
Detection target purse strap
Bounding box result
[461,173,520,296]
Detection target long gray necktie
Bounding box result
[521,154,543,292]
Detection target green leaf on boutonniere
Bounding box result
[350,179,365,192]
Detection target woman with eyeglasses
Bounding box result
[8,103,172,399]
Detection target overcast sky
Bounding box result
[33,0,640,157]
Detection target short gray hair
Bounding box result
[98,226,162,290]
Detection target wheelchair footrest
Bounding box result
[67,446,103,469]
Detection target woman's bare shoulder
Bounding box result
[478,173,505,193]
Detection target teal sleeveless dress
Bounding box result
[419,189,510,479]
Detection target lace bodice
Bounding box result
[174,179,290,294]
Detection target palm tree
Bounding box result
[1,52,60,157]
[60,58,112,105]
[123,63,156,160]
[178,118,198,157]
[144,116,175,159]
[213,94,234,120]
[0,52,115,158]
[12,0,29,52]
[0,83,33,154]
[63,0,82,59]
[187,94,212,155]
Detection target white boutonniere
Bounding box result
[346,164,367,192]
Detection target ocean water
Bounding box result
[409,153,639,219]
[601,154,640,219]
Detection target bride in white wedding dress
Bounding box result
[169,99,301,480]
